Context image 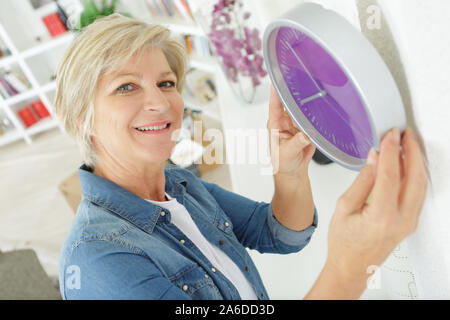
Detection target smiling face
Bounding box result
[92,47,184,168]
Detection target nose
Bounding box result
[143,83,170,112]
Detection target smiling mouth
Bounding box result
[134,122,172,135]
[135,122,171,131]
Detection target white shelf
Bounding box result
[21,32,74,60]
[4,88,38,106]
[0,80,56,110]
[0,33,68,69]
[0,128,23,147]
[26,116,58,136]
[41,80,56,93]
[0,11,69,148]
[0,54,16,68]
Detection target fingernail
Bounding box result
[392,128,400,143]
[367,147,377,165]
[405,127,414,137]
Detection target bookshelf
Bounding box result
[0,0,222,148]
[0,24,67,147]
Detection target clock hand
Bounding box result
[300,90,327,105]
[283,39,327,101]
[282,42,372,153]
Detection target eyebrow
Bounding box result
[114,71,176,79]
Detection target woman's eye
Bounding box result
[159,81,176,88]
[116,81,176,94]
[117,83,134,93]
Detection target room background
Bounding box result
[0,0,448,299]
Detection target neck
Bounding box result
[93,156,167,202]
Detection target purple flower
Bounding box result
[207,0,266,87]
[244,26,261,55]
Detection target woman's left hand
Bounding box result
[267,85,316,179]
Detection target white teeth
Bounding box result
[136,123,169,131]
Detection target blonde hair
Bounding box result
[53,13,188,168]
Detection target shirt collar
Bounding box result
[78,163,188,234]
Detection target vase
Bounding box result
[194,0,268,105]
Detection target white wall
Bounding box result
[242,0,450,299]
[376,0,450,299]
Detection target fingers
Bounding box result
[337,147,378,214]
[289,117,301,135]
[268,85,285,129]
[398,128,428,223]
[281,131,312,161]
[268,85,299,134]
[303,143,316,164]
[371,128,402,212]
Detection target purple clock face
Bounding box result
[275,26,374,159]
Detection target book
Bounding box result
[56,2,69,29]
[179,0,195,21]
[3,72,29,93]
[0,79,10,98]
[0,77,18,96]
[155,0,169,17]
[42,12,67,37]
[173,0,191,21]
[31,100,51,119]
[162,0,174,17]
[18,106,38,127]
[10,71,31,89]
[56,0,84,30]
[185,35,193,54]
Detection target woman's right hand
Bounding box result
[306,127,428,299]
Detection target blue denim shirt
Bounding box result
[59,163,318,300]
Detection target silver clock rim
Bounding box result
[262,2,406,171]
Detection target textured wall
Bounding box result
[250,0,450,298]
[375,0,450,299]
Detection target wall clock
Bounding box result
[262,2,406,171]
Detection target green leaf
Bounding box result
[74,0,133,32]
[82,0,99,16]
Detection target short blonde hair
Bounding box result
[53,13,188,168]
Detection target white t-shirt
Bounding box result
[146,192,258,300]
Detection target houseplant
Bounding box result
[73,0,132,32]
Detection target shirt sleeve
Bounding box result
[200,180,318,254]
[61,240,192,300]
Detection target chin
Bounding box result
[140,148,174,164]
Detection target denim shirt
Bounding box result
[59,163,318,300]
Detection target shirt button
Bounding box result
[245,266,249,272]
[224,222,230,227]
[180,239,185,244]
[211,267,216,273]
[205,274,209,278]
[182,285,188,291]
[160,211,166,217]
[218,240,224,246]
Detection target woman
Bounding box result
[55,14,428,300]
